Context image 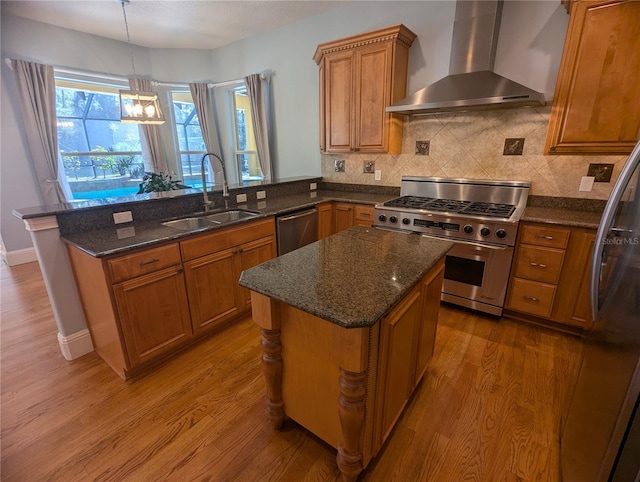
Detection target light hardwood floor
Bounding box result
[1,261,583,481]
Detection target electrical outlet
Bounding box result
[579,176,595,192]
[236,193,247,203]
[113,211,133,224]
[375,170,382,181]
[257,190,267,199]
[310,182,317,191]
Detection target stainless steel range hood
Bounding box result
[387,0,545,115]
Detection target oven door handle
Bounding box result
[420,234,509,251]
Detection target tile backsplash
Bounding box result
[321,106,627,199]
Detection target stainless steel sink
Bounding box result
[162,217,220,230]
[204,209,259,224]
[162,210,260,230]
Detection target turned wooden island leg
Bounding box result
[337,367,367,482]
[260,328,284,429]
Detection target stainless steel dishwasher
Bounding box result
[276,208,318,255]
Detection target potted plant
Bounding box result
[137,172,190,193]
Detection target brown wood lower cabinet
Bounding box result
[334,202,376,233]
[250,258,445,481]
[317,202,334,239]
[67,217,276,379]
[505,222,596,330]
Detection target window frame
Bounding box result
[54,73,145,199]
[170,90,207,188]
[229,85,262,183]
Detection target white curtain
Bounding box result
[129,78,169,173]
[12,59,72,204]
[244,73,273,181]
[189,82,224,185]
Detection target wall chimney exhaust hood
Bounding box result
[387,0,545,115]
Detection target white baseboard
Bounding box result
[57,330,94,360]
[2,247,38,266]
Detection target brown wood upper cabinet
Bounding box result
[545,0,640,155]
[314,24,416,154]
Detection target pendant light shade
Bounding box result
[117,0,165,124]
[119,90,165,124]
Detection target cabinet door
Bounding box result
[375,287,422,446]
[325,51,355,152]
[183,248,240,335]
[334,203,355,233]
[545,1,640,155]
[354,43,392,152]
[113,266,192,367]
[317,202,334,239]
[569,233,596,327]
[236,236,277,309]
[414,261,444,387]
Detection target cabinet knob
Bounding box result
[522,295,540,303]
[176,268,184,274]
[536,235,554,240]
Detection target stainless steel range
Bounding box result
[374,176,530,316]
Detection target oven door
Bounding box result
[435,238,514,316]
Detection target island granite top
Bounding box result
[238,226,453,329]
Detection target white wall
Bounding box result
[0,1,569,253]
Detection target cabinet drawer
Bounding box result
[514,245,565,284]
[508,278,556,318]
[520,224,570,249]
[108,243,181,283]
[180,218,275,261]
[354,204,375,223]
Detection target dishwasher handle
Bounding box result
[277,208,317,223]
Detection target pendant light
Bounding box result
[117,0,165,124]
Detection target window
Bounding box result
[171,91,206,189]
[230,86,262,182]
[55,77,144,199]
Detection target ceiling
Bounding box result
[1,0,346,50]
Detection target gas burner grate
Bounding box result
[461,202,516,218]
[383,196,435,209]
[426,198,472,213]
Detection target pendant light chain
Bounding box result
[121,1,137,79]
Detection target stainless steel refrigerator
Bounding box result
[561,141,640,482]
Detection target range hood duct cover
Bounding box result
[387,0,545,115]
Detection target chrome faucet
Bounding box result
[201,152,229,211]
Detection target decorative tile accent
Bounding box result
[415,140,430,155]
[587,163,614,182]
[503,138,525,155]
[334,159,345,173]
[363,160,375,174]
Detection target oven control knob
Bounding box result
[378,214,386,222]
[496,229,507,239]
[389,216,397,223]
[463,224,473,234]
[402,218,410,225]
[480,227,491,237]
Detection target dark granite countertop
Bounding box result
[61,189,396,257]
[238,226,453,329]
[522,206,603,229]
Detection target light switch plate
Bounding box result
[236,193,247,203]
[113,211,133,224]
[375,170,382,181]
[579,176,595,192]
[257,190,266,199]
[310,182,317,190]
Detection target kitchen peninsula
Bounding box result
[239,226,452,481]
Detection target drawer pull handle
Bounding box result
[529,262,548,268]
[536,235,554,240]
[139,258,160,267]
[522,295,539,303]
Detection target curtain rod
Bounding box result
[5,58,268,87]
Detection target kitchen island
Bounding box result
[239,226,452,481]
